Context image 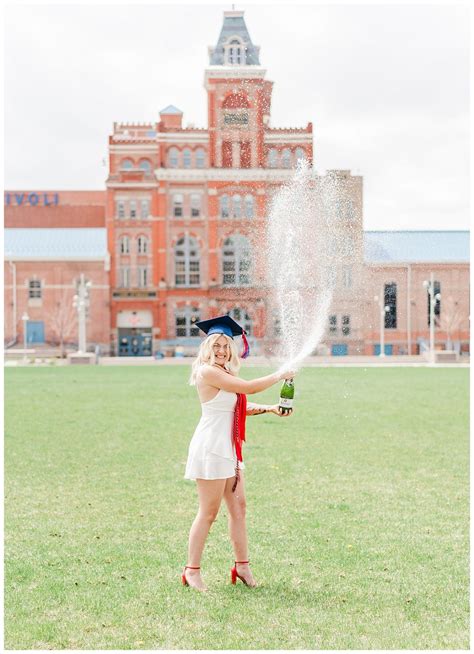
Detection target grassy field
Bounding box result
[4,365,469,650]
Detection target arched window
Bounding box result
[183,148,192,169]
[222,235,251,286]
[121,158,134,169]
[119,235,130,254]
[268,149,278,168]
[172,194,183,217]
[232,195,242,218]
[228,307,252,336]
[196,148,206,168]
[168,147,179,168]
[175,236,200,286]
[227,38,244,65]
[190,194,201,218]
[244,195,254,218]
[295,148,305,165]
[139,159,151,172]
[176,306,200,337]
[282,149,292,169]
[220,194,229,218]
[137,236,148,255]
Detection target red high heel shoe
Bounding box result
[231,560,255,587]
[182,565,200,586]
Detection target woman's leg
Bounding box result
[223,471,256,587]
[186,478,227,590]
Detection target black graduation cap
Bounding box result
[195,314,250,358]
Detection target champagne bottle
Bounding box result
[279,378,294,414]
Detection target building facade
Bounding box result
[3,11,470,356]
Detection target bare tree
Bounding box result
[50,290,77,357]
[436,295,462,350]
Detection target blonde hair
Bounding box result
[189,333,241,385]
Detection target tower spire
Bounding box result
[209,9,261,66]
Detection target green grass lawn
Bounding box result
[4,365,469,649]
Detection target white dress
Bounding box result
[184,389,245,481]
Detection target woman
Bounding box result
[183,315,296,591]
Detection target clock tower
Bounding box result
[205,10,273,169]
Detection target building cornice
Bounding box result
[106,182,158,189]
[264,133,313,143]
[109,144,158,152]
[153,168,298,182]
[5,256,108,262]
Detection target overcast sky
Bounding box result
[4,2,469,230]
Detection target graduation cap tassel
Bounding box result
[241,331,250,359]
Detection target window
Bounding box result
[176,306,200,337]
[28,279,41,299]
[121,158,133,169]
[268,149,278,168]
[183,148,192,168]
[343,265,352,288]
[140,199,150,218]
[244,195,254,218]
[173,194,183,217]
[327,265,337,288]
[130,200,137,219]
[227,38,243,65]
[385,283,397,329]
[240,141,251,168]
[228,307,252,336]
[273,309,282,336]
[168,147,179,168]
[220,194,229,218]
[196,148,206,168]
[119,267,131,288]
[190,194,201,218]
[137,236,148,254]
[139,159,151,172]
[137,266,148,288]
[119,236,130,254]
[426,281,441,326]
[222,235,251,286]
[116,201,125,219]
[232,195,242,218]
[222,141,233,168]
[329,315,337,334]
[295,148,306,165]
[175,236,200,286]
[342,315,351,336]
[282,149,291,169]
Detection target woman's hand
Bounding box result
[278,369,297,381]
[269,404,293,417]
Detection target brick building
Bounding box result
[3,11,470,356]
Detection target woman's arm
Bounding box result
[247,402,293,417]
[199,364,292,395]
[246,402,272,415]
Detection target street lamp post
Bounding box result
[423,272,441,364]
[374,290,390,357]
[73,274,92,353]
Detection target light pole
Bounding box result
[374,291,390,357]
[73,274,92,353]
[423,272,441,363]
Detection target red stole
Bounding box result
[231,392,247,492]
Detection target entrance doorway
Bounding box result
[118,328,152,356]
